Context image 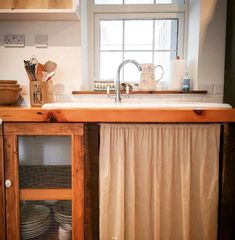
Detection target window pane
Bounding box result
[100,20,123,50]
[95,0,122,4]
[156,0,184,3]
[154,51,177,82]
[125,20,153,50]
[124,52,152,64]
[124,52,152,82]
[124,0,154,3]
[155,19,178,50]
[95,0,185,3]
[100,52,122,79]
[98,17,180,83]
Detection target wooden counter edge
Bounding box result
[0,107,235,122]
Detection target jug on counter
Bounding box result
[139,63,164,90]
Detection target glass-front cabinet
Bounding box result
[0,0,79,20]
[3,123,84,240]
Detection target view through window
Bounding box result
[92,0,186,84]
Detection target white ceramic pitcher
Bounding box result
[139,63,164,90]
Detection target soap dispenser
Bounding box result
[182,68,191,91]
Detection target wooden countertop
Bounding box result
[0,106,235,123]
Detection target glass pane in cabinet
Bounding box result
[20,200,72,240]
[18,136,71,189]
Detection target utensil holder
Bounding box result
[30,81,48,107]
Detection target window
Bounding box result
[94,0,185,4]
[89,0,187,85]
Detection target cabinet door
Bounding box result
[4,123,84,240]
[0,124,6,240]
[0,0,73,9]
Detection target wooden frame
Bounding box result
[219,123,235,239]
[0,124,6,240]
[3,123,84,240]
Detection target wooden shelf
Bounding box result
[20,189,72,200]
[72,90,208,95]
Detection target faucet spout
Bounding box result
[115,59,142,103]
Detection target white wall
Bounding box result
[0,20,82,102]
[0,0,227,104]
[198,0,227,86]
[187,0,200,90]
[187,0,227,93]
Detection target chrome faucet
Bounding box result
[115,59,142,103]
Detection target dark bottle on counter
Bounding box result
[182,69,191,91]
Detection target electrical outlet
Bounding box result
[35,34,48,48]
[4,34,25,47]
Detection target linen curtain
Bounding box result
[99,124,220,240]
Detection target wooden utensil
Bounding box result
[42,61,57,81]
[35,63,44,81]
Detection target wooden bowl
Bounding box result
[0,84,20,88]
[0,88,22,105]
[0,80,17,84]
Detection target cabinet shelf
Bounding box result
[19,165,72,189]
[20,189,72,200]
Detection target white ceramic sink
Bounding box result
[42,102,232,109]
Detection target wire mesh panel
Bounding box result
[18,136,71,189]
[20,200,72,240]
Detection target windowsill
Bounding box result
[72,90,207,95]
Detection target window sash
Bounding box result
[94,13,185,81]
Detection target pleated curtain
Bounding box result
[99,124,220,240]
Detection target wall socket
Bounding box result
[4,34,25,47]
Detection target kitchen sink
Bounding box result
[42,101,232,109]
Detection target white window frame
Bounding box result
[87,0,188,87]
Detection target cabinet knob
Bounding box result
[5,179,12,188]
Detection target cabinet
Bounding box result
[2,123,84,240]
[0,0,79,21]
[0,0,73,9]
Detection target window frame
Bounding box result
[87,0,188,86]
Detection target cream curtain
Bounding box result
[99,124,220,240]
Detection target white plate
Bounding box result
[21,225,49,240]
[21,216,50,229]
[21,205,50,225]
[21,217,50,232]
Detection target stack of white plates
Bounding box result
[20,205,50,240]
[54,201,72,225]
